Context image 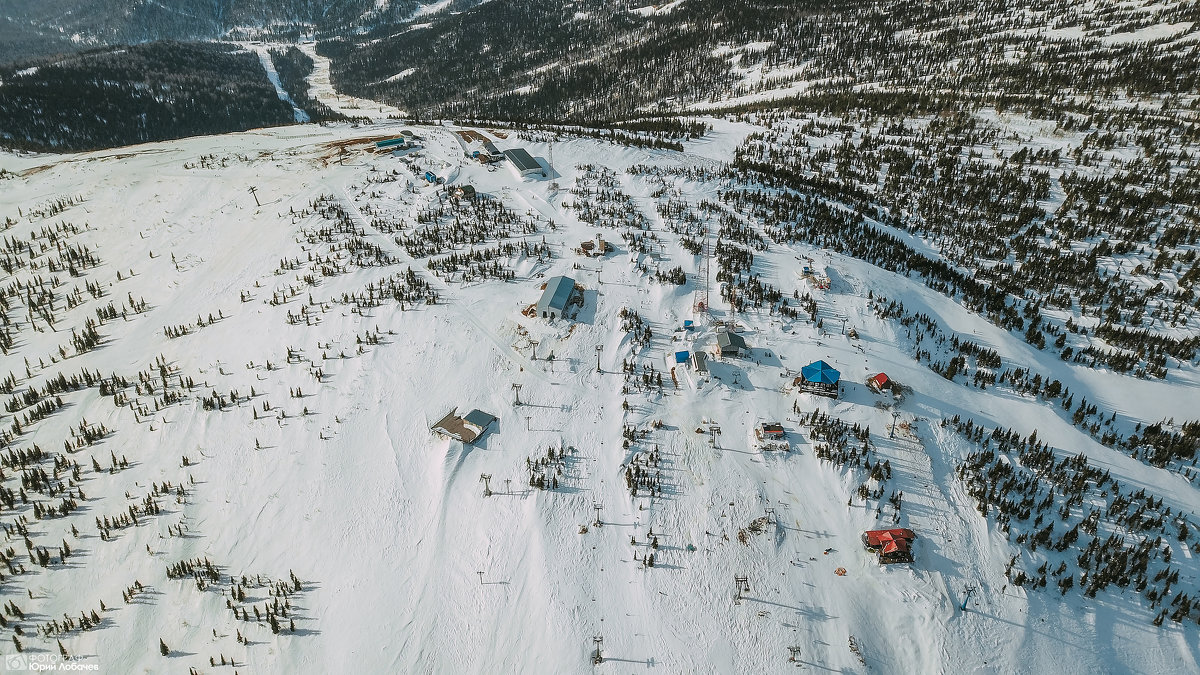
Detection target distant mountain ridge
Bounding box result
[0,0,461,64]
[321,0,1200,122]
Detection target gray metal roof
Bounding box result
[537,275,576,316]
[503,147,541,172]
[717,331,747,352]
[463,409,497,430]
[432,408,497,444]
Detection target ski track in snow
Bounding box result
[250,45,310,124]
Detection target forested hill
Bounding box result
[0,43,295,152]
[0,0,449,65]
[321,0,1200,122]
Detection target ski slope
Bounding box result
[0,111,1198,675]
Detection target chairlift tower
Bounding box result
[961,584,978,611]
[734,574,749,604]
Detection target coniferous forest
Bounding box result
[0,42,294,152]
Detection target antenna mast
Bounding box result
[694,224,710,315]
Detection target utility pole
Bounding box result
[512,383,522,406]
[247,186,261,207]
[480,473,492,497]
[695,224,710,314]
[595,344,603,373]
[890,412,900,439]
[525,416,531,431]
[504,478,512,495]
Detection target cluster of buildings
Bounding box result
[470,140,547,179]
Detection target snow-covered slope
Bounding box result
[0,111,1197,674]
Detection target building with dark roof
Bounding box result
[537,275,577,320]
[716,330,748,356]
[503,148,545,177]
[757,423,785,440]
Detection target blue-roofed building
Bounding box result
[795,360,841,398]
[537,275,577,320]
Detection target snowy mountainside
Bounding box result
[0,111,1198,674]
[325,0,1200,122]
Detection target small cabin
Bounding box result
[867,372,890,392]
[579,233,612,257]
[756,423,785,441]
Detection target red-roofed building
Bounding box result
[756,423,785,440]
[861,528,916,564]
[867,372,890,392]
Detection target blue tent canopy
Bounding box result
[674,351,690,364]
[801,360,840,384]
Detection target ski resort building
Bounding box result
[716,330,748,356]
[537,275,577,320]
[503,148,545,177]
[690,351,708,373]
[578,233,612,257]
[432,408,498,445]
[795,360,840,398]
[757,423,785,440]
[861,528,917,564]
[867,372,890,392]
